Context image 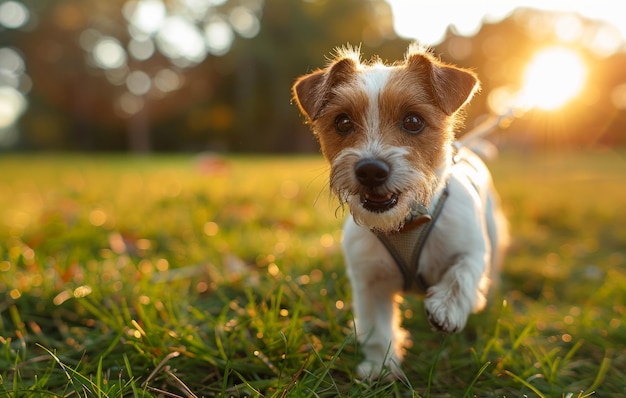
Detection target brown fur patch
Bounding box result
[377,60,453,174]
[312,81,369,162]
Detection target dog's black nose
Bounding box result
[355,159,390,187]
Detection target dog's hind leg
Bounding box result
[350,283,407,379]
[343,219,407,379]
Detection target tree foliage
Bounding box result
[1,0,625,151]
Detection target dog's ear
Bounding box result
[292,56,358,122]
[430,63,480,115]
[406,52,480,115]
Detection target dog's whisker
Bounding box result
[312,183,329,208]
[333,203,346,219]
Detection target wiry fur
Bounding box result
[293,44,507,380]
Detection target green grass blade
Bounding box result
[462,361,491,398]
[304,334,350,397]
[425,335,449,397]
[123,354,141,397]
[96,356,103,398]
[504,370,545,398]
[587,350,611,393]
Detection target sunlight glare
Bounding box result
[386,1,626,54]
[519,47,586,110]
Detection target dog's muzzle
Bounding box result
[355,159,399,213]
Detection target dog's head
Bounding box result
[293,44,479,232]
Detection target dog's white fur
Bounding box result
[293,44,508,379]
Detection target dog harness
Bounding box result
[373,188,449,293]
[372,149,481,293]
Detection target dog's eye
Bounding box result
[402,113,426,134]
[334,113,354,135]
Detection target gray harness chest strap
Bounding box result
[373,189,449,293]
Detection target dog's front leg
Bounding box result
[423,253,488,333]
[343,219,406,380]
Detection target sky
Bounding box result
[386,0,626,49]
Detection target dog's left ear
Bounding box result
[292,70,326,123]
[407,53,480,115]
[292,53,359,123]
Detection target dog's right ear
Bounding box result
[292,56,358,123]
[404,44,479,115]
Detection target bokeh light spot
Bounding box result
[204,16,234,56]
[123,0,166,35]
[153,68,182,92]
[320,234,334,248]
[115,92,144,116]
[229,6,260,38]
[89,209,107,226]
[203,221,219,236]
[487,86,516,116]
[0,261,11,272]
[156,258,169,271]
[0,47,25,75]
[268,263,279,276]
[157,16,207,65]
[0,1,29,29]
[126,70,152,96]
[128,38,155,61]
[92,37,127,69]
[0,86,27,128]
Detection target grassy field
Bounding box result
[0,150,625,397]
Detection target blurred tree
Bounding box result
[15,0,265,151]
[2,1,625,151]
[6,0,409,152]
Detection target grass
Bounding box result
[0,149,625,397]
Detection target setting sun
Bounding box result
[519,46,587,110]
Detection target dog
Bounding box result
[292,43,508,380]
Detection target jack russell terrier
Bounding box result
[292,43,508,380]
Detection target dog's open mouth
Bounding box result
[361,192,399,213]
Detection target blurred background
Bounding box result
[0,0,625,153]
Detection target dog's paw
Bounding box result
[356,359,402,381]
[424,286,470,333]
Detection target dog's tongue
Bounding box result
[362,192,398,213]
[365,192,393,202]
